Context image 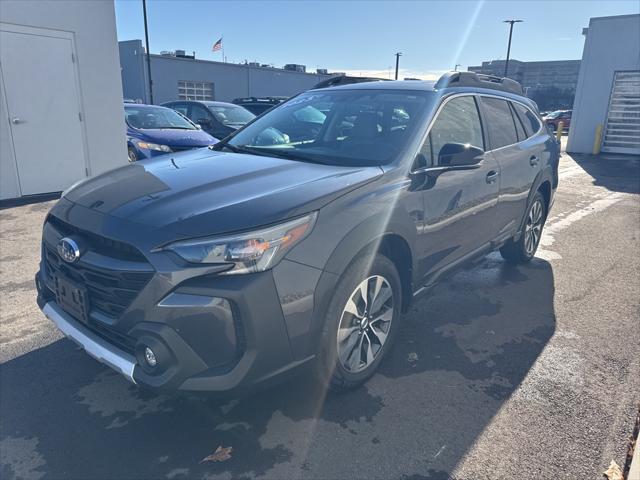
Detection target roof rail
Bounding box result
[435,71,524,95]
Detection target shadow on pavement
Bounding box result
[565,152,640,194]
[1,255,556,480]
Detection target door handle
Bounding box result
[11,117,24,124]
[486,171,499,184]
[529,155,539,166]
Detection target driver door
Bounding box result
[413,95,501,280]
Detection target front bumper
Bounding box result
[41,301,138,383]
[37,201,323,393]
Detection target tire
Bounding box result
[316,253,402,392]
[500,191,547,264]
[128,146,138,163]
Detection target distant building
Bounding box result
[284,64,307,73]
[119,40,328,104]
[468,59,581,91]
[568,14,640,155]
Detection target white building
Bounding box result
[0,0,126,201]
[567,14,640,155]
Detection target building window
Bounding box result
[177,81,214,101]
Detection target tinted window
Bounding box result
[208,105,255,125]
[227,90,431,166]
[190,104,213,124]
[513,103,541,138]
[167,103,188,116]
[422,96,484,165]
[510,103,527,141]
[482,97,519,149]
[124,105,196,130]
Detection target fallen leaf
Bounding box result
[201,446,233,463]
[603,460,623,480]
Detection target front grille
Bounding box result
[44,246,153,319]
[47,215,146,262]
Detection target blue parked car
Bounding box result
[125,103,218,162]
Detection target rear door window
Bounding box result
[512,102,541,138]
[481,97,519,149]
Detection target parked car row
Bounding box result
[125,100,259,161]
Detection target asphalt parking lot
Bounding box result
[1,149,639,480]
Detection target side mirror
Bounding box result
[438,143,484,167]
[196,118,211,127]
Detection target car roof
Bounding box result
[163,100,239,108]
[309,79,537,110]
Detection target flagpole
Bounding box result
[222,36,225,63]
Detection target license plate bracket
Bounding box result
[54,274,90,324]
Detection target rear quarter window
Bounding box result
[480,97,519,149]
[512,102,542,138]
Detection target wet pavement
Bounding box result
[1,150,639,479]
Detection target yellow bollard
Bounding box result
[592,124,603,155]
[556,121,563,142]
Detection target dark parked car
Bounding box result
[125,104,217,161]
[37,72,558,394]
[231,96,288,116]
[162,100,255,140]
[543,110,572,132]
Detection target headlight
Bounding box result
[163,212,317,274]
[135,140,172,152]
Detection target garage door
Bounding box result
[0,27,86,196]
[602,71,640,155]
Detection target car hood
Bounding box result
[65,149,383,237]
[128,127,217,147]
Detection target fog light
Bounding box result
[144,347,157,367]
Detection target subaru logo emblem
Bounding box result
[57,237,81,263]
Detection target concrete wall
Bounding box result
[567,14,640,154]
[120,41,329,104]
[0,0,126,199]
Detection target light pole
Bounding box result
[503,19,522,78]
[454,64,461,72]
[142,0,154,104]
[394,52,402,80]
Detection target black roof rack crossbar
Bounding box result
[435,71,524,95]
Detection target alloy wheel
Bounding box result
[524,199,544,255]
[336,275,394,373]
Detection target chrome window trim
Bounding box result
[410,91,544,173]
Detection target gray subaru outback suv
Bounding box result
[36,72,559,393]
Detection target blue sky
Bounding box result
[115,0,639,79]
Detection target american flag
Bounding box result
[212,37,223,52]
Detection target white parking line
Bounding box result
[536,192,627,261]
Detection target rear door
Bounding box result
[414,95,500,279]
[478,96,542,236]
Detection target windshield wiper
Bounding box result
[243,147,327,164]
[209,141,270,156]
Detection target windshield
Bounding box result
[125,105,196,130]
[209,105,255,125]
[227,89,432,166]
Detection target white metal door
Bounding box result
[0,29,86,195]
[602,71,640,155]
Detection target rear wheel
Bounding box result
[316,254,401,392]
[500,191,546,264]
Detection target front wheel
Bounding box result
[128,146,138,163]
[316,254,401,392]
[500,191,546,264]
